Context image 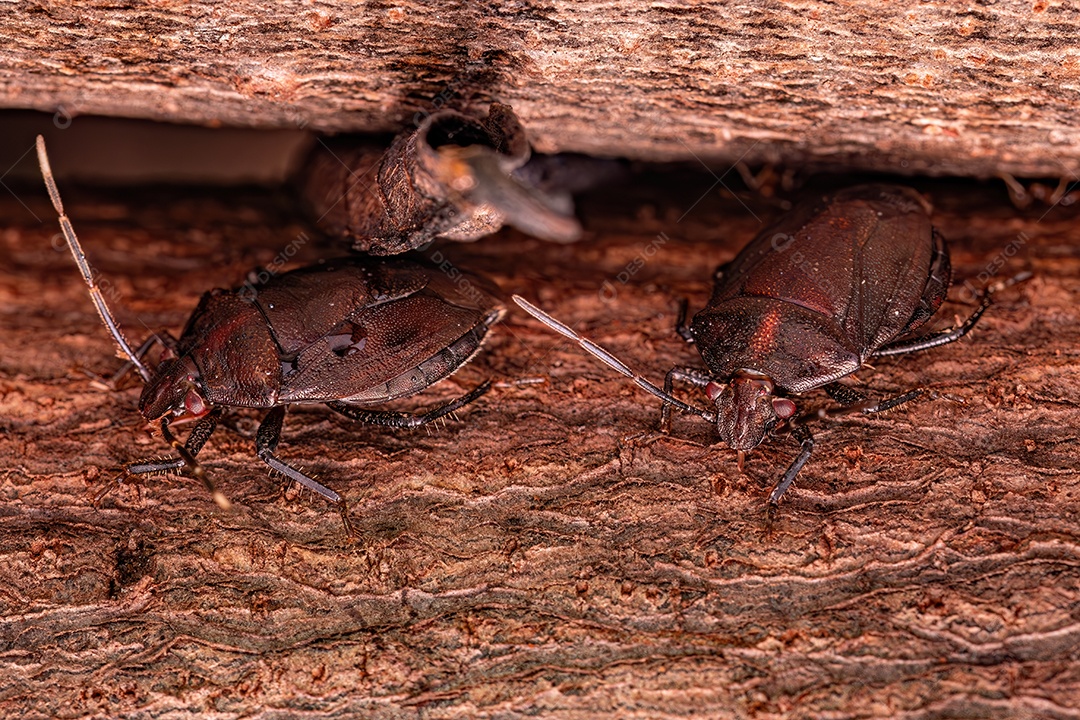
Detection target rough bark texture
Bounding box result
[0,168,1077,718]
[4,1,1080,178]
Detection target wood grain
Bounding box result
[5,1,1080,177]
[0,167,1077,717]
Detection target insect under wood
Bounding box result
[38,136,505,533]
[514,184,1026,506]
[301,102,582,255]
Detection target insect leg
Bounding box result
[873,271,1031,357]
[819,383,927,421]
[768,424,814,506]
[660,366,713,432]
[823,383,922,411]
[864,390,925,413]
[255,406,353,535]
[159,415,231,510]
[823,383,868,406]
[674,299,696,344]
[103,409,224,504]
[872,293,992,356]
[326,380,492,429]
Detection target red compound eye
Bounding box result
[184,389,207,417]
[772,398,797,419]
[705,381,724,401]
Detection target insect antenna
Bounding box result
[512,295,716,422]
[36,135,152,383]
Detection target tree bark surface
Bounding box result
[4,1,1080,178]
[0,169,1076,718]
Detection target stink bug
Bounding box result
[38,136,504,532]
[515,184,1015,504]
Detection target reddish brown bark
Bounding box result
[0,168,1076,717]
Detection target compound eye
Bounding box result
[772,398,797,419]
[184,389,207,417]
[705,381,725,401]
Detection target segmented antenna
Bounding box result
[512,295,716,421]
[36,135,152,383]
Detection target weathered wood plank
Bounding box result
[5,1,1080,177]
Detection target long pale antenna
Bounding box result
[512,295,715,421]
[36,136,152,382]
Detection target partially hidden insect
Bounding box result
[301,102,582,255]
[515,184,1018,505]
[38,136,505,532]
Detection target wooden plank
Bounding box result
[5,1,1080,177]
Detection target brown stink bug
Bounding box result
[38,136,505,532]
[515,185,1021,504]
